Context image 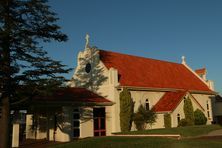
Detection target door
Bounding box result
[93,108,106,136]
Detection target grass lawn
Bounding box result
[52,125,222,148]
[114,124,222,137]
[52,136,222,148]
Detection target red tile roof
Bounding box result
[195,68,206,75]
[152,91,187,112]
[32,87,112,105]
[99,50,211,92]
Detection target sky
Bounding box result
[45,0,222,94]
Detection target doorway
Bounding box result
[93,108,106,136]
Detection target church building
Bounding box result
[22,35,219,143]
[69,34,217,135]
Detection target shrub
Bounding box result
[119,88,134,132]
[133,112,145,130]
[133,105,157,130]
[194,109,207,125]
[164,114,171,128]
[178,118,189,127]
[183,97,194,126]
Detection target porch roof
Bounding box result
[31,87,113,106]
[152,91,187,113]
[152,91,205,113]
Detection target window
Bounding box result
[145,99,150,110]
[73,108,80,138]
[206,101,210,118]
[207,101,209,110]
[85,63,91,73]
[177,114,180,125]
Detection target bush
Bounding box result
[194,109,207,125]
[133,112,145,130]
[164,114,171,128]
[133,105,157,130]
[178,118,189,127]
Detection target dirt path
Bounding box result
[205,129,222,136]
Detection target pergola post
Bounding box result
[12,123,20,147]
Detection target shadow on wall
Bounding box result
[70,47,108,94]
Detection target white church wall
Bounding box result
[80,107,94,138]
[25,114,47,140]
[25,114,35,139]
[192,94,214,124]
[130,91,165,111]
[151,113,165,129]
[54,107,72,142]
[171,99,185,127]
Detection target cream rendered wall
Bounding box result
[171,94,213,127]
[80,107,94,138]
[192,94,214,124]
[25,114,35,139]
[171,99,185,127]
[97,67,120,134]
[54,107,72,142]
[25,114,47,139]
[69,47,117,134]
[152,114,165,129]
[130,91,165,130]
[130,91,165,111]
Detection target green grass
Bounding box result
[52,136,222,148]
[114,124,222,137]
[52,125,222,148]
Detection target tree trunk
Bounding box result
[0,97,11,148]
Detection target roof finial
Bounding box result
[181,56,186,65]
[85,33,90,49]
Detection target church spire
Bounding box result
[85,33,90,49]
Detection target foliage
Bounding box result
[0,0,70,147]
[164,113,171,128]
[119,88,134,132]
[55,125,222,148]
[133,112,145,130]
[71,46,107,92]
[183,97,194,126]
[178,118,189,127]
[115,124,222,137]
[194,109,207,125]
[133,105,157,131]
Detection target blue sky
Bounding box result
[46,0,222,94]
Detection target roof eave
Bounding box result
[116,86,184,92]
[189,90,218,95]
[31,101,115,107]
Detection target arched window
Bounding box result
[177,114,180,125]
[207,101,210,118]
[207,101,209,110]
[145,99,150,110]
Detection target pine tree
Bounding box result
[183,97,194,125]
[71,46,107,92]
[119,88,134,132]
[0,0,70,147]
